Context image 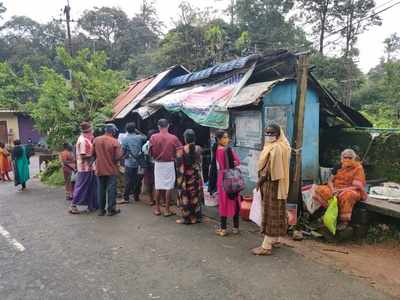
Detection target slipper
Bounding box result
[251,246,272,256]
[117,199,129,204]
[69,207,80,214]
[176,219,188,224]
[163,211,175,217]
[153,210,161,216]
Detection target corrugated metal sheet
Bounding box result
[112,77,154,119]
[132,106,160,119]
[227,79,289,108]
[112,66,190,120]
[167,54,260,88]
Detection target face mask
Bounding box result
[341,159,356,168]
[265,136,277,143]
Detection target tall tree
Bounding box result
[78,7,129,68]
[297,0,336,55]
[0,2,6,20]
[384,33,400,61]
[333,0,381,106]
[136,0,163,35]
[234,0,309,52]
[335,0,381,59]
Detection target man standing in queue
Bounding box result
[150,119,182,217]
[93,124,124,216]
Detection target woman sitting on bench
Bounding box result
[312,149,367,229]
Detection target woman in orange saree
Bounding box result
[313,149,367,227]
[0,142,12,181]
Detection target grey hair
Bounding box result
[341,149,357,159]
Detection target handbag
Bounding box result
[222,148,245,194]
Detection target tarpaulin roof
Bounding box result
[166,54,260,88]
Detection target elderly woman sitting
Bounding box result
[313,149,367,228]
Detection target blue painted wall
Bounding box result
[232,80,320,194]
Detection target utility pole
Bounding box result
[288,53,309,204]
[63,0,73,56]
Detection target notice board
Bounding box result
[234,111,262,149]
[264,106,291,137]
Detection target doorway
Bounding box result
[0,121,7,144]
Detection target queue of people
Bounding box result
[58,117,366,256]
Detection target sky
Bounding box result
[2,0,400,73]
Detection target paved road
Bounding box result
[0,159,395,300]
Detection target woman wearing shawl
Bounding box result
[11,139,30,191]
[209,130,241,237]
[69,122,98,214]
[312,149,367,228]
[252,124,291,256]
[0,142,12,181]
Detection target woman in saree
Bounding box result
[209,130,241,237]
[0,142,12,181]
[175,129,204,225]
[312,149,367,228]
[11,139,30,191]
[252,124,291,256]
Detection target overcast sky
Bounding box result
[3,0,400,73]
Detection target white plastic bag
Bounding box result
[302,185,321,214]
[250,188,262,227]
[204,187,218,207]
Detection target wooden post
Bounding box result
[288,54,309,204]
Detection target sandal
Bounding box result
[215,228,228,237]
[176,219,189,224]
[163,211,176,217]
[69,207,80,214]
[251,246,272,256]
[153,209,161,216]
[272,242,282,248]
[232,228,240,235]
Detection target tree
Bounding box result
[0,63,39,109]
[384,33,400,61]
[26,47,127,149]
[136,0,163,35]
[0,2,6,20]
[335,0,381,59]
[78,7,130,68]
[297,0,337,54]
[310,53,364,102]
[205,25,227,64]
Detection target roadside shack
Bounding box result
[111,50,371,198]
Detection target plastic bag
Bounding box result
[323,196,338,235]
[302,185,321,214]
[250,188,262,227]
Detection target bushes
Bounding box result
[40,159,64,186]
[320,128,400,182]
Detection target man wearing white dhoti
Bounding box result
[149,119,182,217]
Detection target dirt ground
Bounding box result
[283,238,400,298]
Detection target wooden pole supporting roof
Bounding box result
[288,54,309,204]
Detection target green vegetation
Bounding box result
[0,0,399,148]
[39,160,64,186]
